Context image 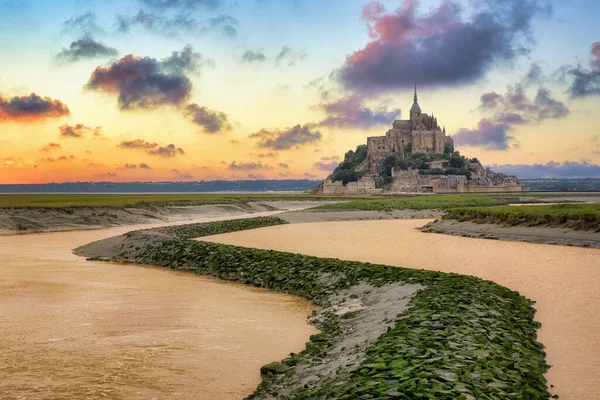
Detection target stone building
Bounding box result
[367,87,454,173]
[322,176,383,195]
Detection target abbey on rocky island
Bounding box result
[321,87,523,195]
[367,86,454,174]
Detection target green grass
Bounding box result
[104,217,551,399]
[0,193,354,208]
[313,194,510,211]
[445,203,600,231]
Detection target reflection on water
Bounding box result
[0,215,316,400]
[203,219,600,400]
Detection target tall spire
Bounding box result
[414,82,418,102]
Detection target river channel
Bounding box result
[0,215,317,400]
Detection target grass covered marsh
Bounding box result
[313,194,509,211]
[0,193,352,208]
[445,203,600,231]
[88,217,551,399]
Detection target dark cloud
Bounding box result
[40,142,62,152]
[139,163,153,169]
[228,161,272,171]
[184,103,232,133]
[275,46,307,67]
[479,85,569,124]
[313,160,338,172]
[241,50,267,63]
[315,94,400,129]
[124,163,137,169]
[250,124,322,150]
[148,144,186,157]
[491,160,600,179]
[85,46,206,109]
[117,139,159,149]
[59,123,101,138]
[62,12,104,35]
[0,93,70,122]
[116,139,185,159]
[56,36,119,63]
[278,163,289,169]
[336,0,552,92]
[453,119,514,150]
[565,43,600,99]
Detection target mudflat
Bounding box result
[203,219,600,400]
[421,219,600,248]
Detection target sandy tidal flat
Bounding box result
[202,219,600,400]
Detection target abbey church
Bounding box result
[367,87,453,173]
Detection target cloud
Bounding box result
[453,119,514,150]
[62,12,104,35]
[148,144,186,157]
[315,94,400,128]
[139,163,152,169]
[275,46,308,67]
[57,155,77,162]
[56,36,119,63]
[565,43,600,98]
[336,0,552,92]
[40,142,62,152]
[278,163,289,169]
[479,85,569,124]
[184,103,232,133]
[85,46,206,109]
[491,160,600,179]
[241,50,267,63]
[117,139,185,158]
[228,161,273,171]
[304,172,318,179]
[313,160,338,172]
[96,172,118,178]
[248,152,277,158]
[0,93,70,122]
[171,168,194,180]
[250,124,322,150]
[140,0,224,9]
[117,139,159,149]
[59,123,101,138]
[117,9,237,38]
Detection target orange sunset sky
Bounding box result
[1,0,600,183]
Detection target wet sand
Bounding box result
[203,219,600,400]
[0,214,316,400]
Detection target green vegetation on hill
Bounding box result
[445,203,600,231]
[106,217,550,399]
[329,145,368,184]
[380,151,474,179]
[0,193,351,208]
[314,194,508,211]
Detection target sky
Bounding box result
[0,0,599,183]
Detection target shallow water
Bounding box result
[0,214,317,400]
[203,219,600,400]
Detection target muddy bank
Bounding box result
[76,218,550,399]
[278,208,443,224]
[421,219,600,248]
[0,201,335,235]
